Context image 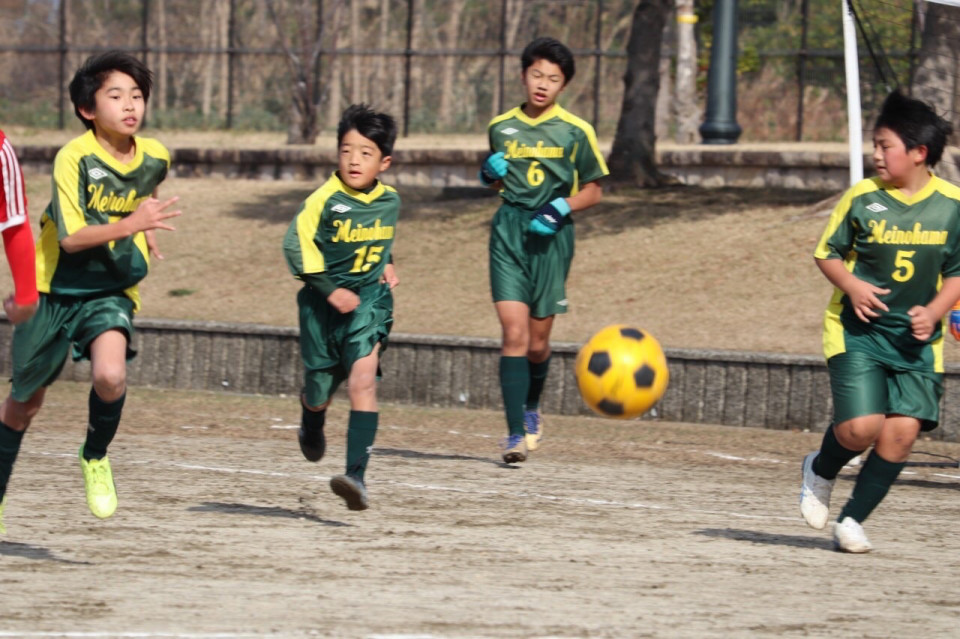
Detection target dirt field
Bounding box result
[2,381,960,637]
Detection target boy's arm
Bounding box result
[815,257,890,323]
[60,196,181,253]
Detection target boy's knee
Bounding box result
[92,370,127,402]
[1,393,45,431]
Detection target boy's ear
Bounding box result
[379,155,392,172]
[910,144,929,165]
[77,105,97,123]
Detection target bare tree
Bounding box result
[266,0,333,144]
[608,0,672,187]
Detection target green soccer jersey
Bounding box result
[487,104,609,211]
[814,175,960,368]
[283,172,399,290]
[36,130,170,312]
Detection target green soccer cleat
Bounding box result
[79,446,118,519]
[0,496,6,534]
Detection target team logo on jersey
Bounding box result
[556,299,568,307]
[500,127,519,135]
[88,168,109,180]
[331,204,352,214]
[866,202,888,213]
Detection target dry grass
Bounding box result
[10,170,847,355]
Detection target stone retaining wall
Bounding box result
[3,318,959,441]
[19,144,960,189]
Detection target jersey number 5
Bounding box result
[892,249,916,282]
[351,245,384,272]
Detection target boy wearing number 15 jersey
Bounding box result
[480,37,609,464]
[283,104,400,511]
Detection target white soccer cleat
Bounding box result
[833,517,873,553]
[799,452,835,530]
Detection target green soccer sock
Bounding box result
[813,424,865,480]
[525,355,551,413]
[0,420,25,502]
[345,410,378,482]
[301,404,326,433]
[82,389,125,461]
[500,356,530,437]
[839,450,905,523]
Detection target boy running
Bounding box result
[0,52,180,532]
[480,37,609,463]
[283,104,400,511]
[800,90,959,552]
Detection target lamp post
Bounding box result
[699,0,742,144]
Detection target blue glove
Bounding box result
[479,151,508,185]
[529,198,571,236]
[950,307,960,341]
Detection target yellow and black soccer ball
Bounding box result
[575,325,669,419]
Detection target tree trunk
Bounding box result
[674,0,700,143]
[608,0,672,187]
[439,0,467,128]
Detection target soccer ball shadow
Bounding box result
[574,324,670,419]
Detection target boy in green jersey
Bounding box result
[0,51,181,532]
[283,104,400,511]
[800,90,959,552]
[479,37,609,463]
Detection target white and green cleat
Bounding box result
[79,447,118,519]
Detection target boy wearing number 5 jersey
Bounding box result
[480,37,609,464]
[800,90,960,552]
[283,104,400,511]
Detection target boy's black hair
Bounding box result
[69,51,154,131]
[521,37,575,84]
[337,104,398,157]
[874,90,953,167]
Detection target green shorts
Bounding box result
[11,293,136,402]
[489,202,574,319]
[297,282,393,406]
[827,350,942,431]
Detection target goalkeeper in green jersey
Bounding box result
[800,90,960,553]
[480,37,610,464]
[283,104,400,511]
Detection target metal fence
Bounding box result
[0,0,935,141]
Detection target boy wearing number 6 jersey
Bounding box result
[283,104,400,511]
[480,37,609,464]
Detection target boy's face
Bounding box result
[872,126,927,186]
[521,58,566,115]
[79,70,145,139]
[338,129,391,190]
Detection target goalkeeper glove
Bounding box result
[529,197,571,236]
[479,151,508,185]
[950,302,960,341]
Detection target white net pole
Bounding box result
[843,0,864,184]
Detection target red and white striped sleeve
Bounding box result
[0,130,28,231]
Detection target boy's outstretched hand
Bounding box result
[128,196,181,234]
[382,263,399,289]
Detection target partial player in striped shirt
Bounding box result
[0,130,39,325]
